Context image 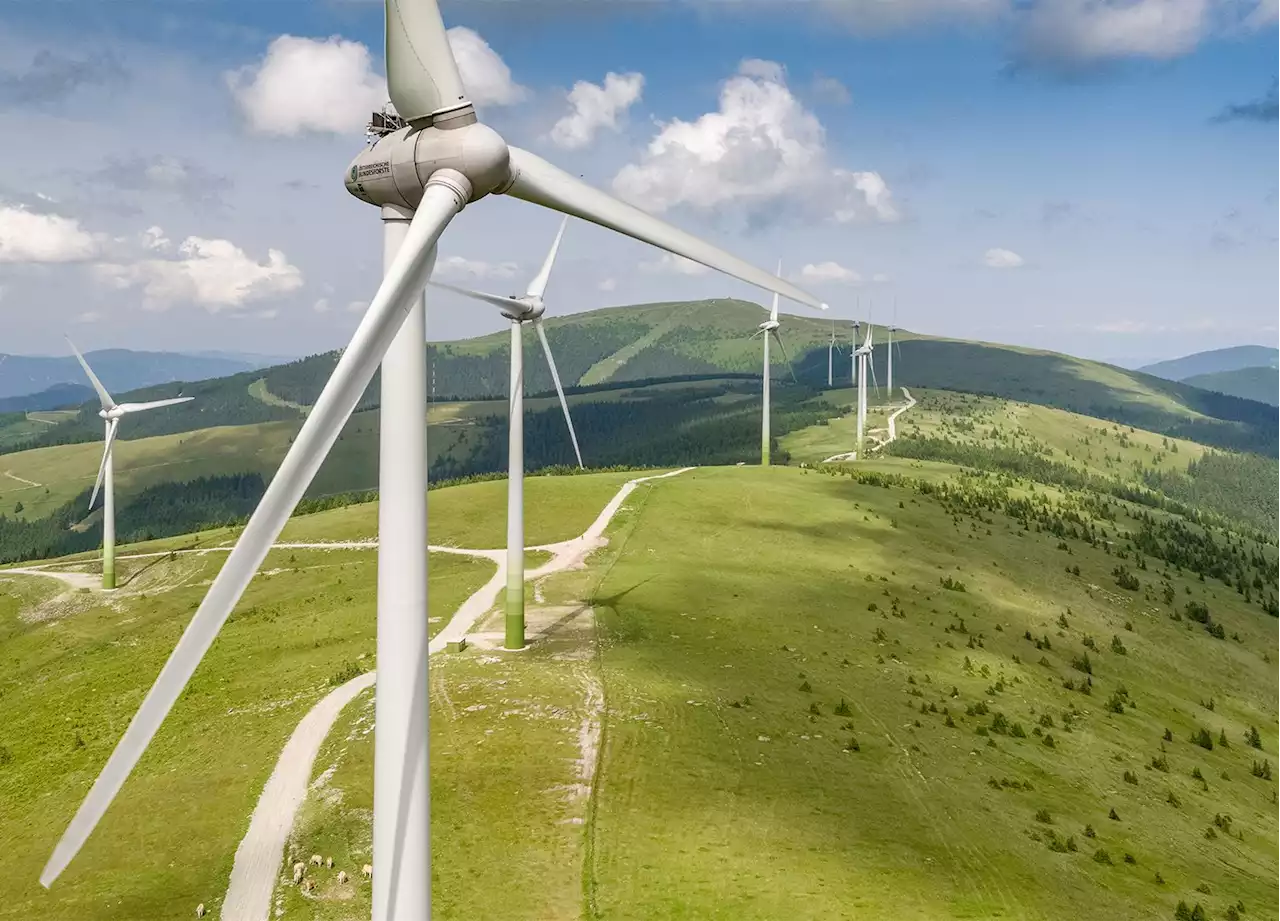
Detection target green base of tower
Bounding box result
[504,587,525,650]
[102,563,115,590]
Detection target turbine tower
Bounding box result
[826,320,843,387]
[752,261,797,466]
[854,323,876,458]
[428,216,583,650]
[66,338,193,589]
[40,2,828,914]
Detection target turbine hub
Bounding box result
[345,120,511,211]
[502,296,544,322]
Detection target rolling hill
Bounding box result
[1,449,1274,919]
[0,349,271,401]
[1140,346,1279,383]
[1183,367,1279,407]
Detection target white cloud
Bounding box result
[639,252,709,276]
[811,75,852,106]
[345,300,368,314]
[1245,0,1278,26]
[798,261,862,285]
[312,297,330,313]
[598,277,618,292]
[74,310,102,323]
[1015,0,1212,63]
[141,226,171,252]
[226,29,523,137]
[434,255,520,279]
[549,71,644,150]
[0,204,100,263]
[872,272,891,283]
[226,35,387,136]
[1093,319,1148,333]
[984,247,1025,268]
[446,27,528,107]
[94,234,303,311]
[612,59,897,226]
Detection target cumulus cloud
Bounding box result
[598,277,618,292]
[1012,0,1224,66]
[227,29,524,136]
[434,255,521,280]
[639,253,710,276]
[798,261,862,285]
[0,204,100,263]
[612,59,897,227]
[550,72,644,149]
[984,247,1025,268]
[446,27,528,107]
[94,234,303,311]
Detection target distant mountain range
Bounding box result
[1139,345,1279,381]
[1183,367,1279,407]
[0,349,291,404]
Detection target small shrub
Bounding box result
[1122,770,1138,785]
[834,698,852,717]
[844,736,861,752]
[1246,726,1262,749]
[799,680,813,693]
[1034,809,1052,824]
[808,702,822,716]
[1123,853,1136,864]
[1110,635,1127,655]
[1042,734,1056,749]
[1092,848,1113,865]
[1071,653,1093,675]
[1083,824,1096,838]
[1191,728,1214,751]
[1250,759,1272,780]
[1108,807,1120,821]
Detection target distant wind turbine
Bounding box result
[752,261,797,466]
[428,216,582,649]
[66,338,194,589]
[827,320,844,387]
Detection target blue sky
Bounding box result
[0,0,1275,366]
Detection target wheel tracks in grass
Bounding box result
[858,702,1021,917]
[577,472,665,921]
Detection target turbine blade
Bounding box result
[769,259,781,323]
[65,337,116,411]
[773,331,798,383]
[121,397,195,413]
[427,280,520,312]
[869,353,880,394]
[39,184,465,889]
[525,216,569,300]
[534,318,583,469]
[89,419,119,511]
[384,0,469,123]
[501,146,827,311]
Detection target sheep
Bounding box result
[337,870,349,884]
[196,905,206,918]
[292,862,305,884]
[301,877,316,894]
[361,863,373,879]
[325,856,333,869]
[310,854,323,867]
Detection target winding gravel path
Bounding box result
[822,386,916,464]
[220,467,694,920]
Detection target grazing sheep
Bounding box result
[196,905,206,918]
[292,862,305,884]
[361,863,373,879]
[338,870,349,884]
[325,856,333,869]
[301,877,316,894]
[310,854,323,867]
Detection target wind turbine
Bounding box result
[752,261,796,467]
[66,338,193,589]
[854,322,879,458]
[39,2,828,914]
[428,216,582,651]
[826,320,844,387]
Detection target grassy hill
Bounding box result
[2,448,1273,919]
[1184,367,1279,407]
[1141,346,1279,382]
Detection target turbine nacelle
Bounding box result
[758,319,780,333]
[500,295,545,322]
[344,121,512,211]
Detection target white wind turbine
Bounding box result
[66,338,194,590]
[751,261,797,467]
[427,216,582,651]
[854,322,879,458]
[40,2,828,914]
[826,319,844,387]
